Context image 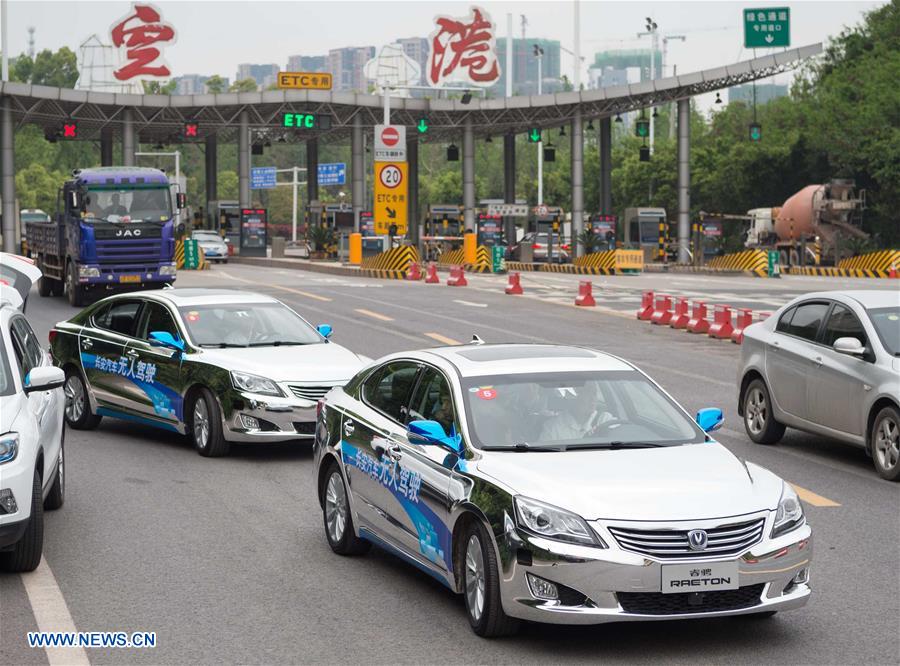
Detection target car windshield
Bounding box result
[178,302,323,347]
[461,371,704,451]
[193,232,222,242]
[0,339,13,396]
[868,306,900,355]
[83,187,172,223]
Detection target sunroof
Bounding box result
[454,346,596,362]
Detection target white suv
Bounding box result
[0,255,66,572]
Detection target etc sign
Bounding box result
[110,3,177,82]
[427,6,501,88]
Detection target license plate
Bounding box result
[661,561,739,594]
[118,275,141,283]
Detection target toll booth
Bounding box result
[359,211,382,256]
[589,213,618,251]
[623,207,668,262]
[532,206,566,236]
[208,200,241,245]
[699,218,724,261]
[424,204,463,262]
[528,206,568,264]
[476,213,504,247]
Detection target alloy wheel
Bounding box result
[746,387,767,435]
[324,473,347,543]
[874,415,899,471]
[193,398,210,449]
[465,535,486,622]
[64,376,84,422]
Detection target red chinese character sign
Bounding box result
[427,6,501,88]
[110,3,176,82]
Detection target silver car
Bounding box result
[738,290,900,480]
[191,230,229,263]
[314,344,812,636]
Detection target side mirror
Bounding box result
[24,366,65,393]
[149,330,185,352]
[833,337,865,356]
[317,324,333,339]
[407,420,463,454]
[176,192,187,210]
[696,407,724,433]
[69,190,83,212]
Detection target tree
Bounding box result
[205,75,226,93]
[15,163,67,213]
[217,171,238,200]
[12,47,78,87]
[229,78,258,92]
[142,80,177,94]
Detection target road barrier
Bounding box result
[787,249,900,278]
[669,297,691,329]
[447,265,468,287]
[707,249,768,277]
[650,295,673,325]
[575,281,596,306]
[360,245,419,279]
[687,301,710,334]
[405,262,422,281]
[424,262,440,284]
[708,305,735,339]
[175,240,208,270]
[505,272,523,295]
[438,245,492,272]
[731,308,754,344]
[637,291,655,320]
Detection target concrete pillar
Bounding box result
[598,116,612,215]
[238,110,250,209]
[100,129,114,166]
[503,132,516,245]
[462,118,475,232]
[306,138,319,205]
[571,110,584,257]
[677,98,691,264]
[204,134,217,222]
[122,108,135,166]
[351,115,364,233]
[0,97,15,253]
[407,135,419,245]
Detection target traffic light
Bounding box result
[447,144,459,161]
[183,121,199,138]
[749,123,762,142]
[528,128,542,143]
[639,146,651,162]
[543,146,556,162]
[62,120,78,139]
[416,118,429,134]
[635,118,650,138]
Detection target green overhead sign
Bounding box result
[416,118,429,134]
[528,128,541,143]
[744,7,790,48]
[635,119,650,138]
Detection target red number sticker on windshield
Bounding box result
[472,386,497,400]
[187,311,200,322]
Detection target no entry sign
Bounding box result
[381,126,400,146]
[374,124,406,161]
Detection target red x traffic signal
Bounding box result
[62,122,77,139]
[183,122,199,138]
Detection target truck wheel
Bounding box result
[37,256,53,297]
[0,468,44,573]
[66,262,86,307]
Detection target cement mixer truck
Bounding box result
[744,179,866,266]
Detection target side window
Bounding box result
[362,361,419,422]
[775,307,796,334]
[93,301,142,337]
[822,304,868,348]
[782,302,829,342]
[409,368,459,435]
[10,318,43,377]
[139,303,180,341]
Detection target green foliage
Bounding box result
[216,171,238,200]
[205,75,227,93]
[142,80,177,95]
[229,78,258,92]
[11,47,78,87]
[306,223,335,251]
[15,163,67,214]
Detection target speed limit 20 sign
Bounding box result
[374,162,408,235]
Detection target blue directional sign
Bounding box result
[250,166,277,189]
[318,162,347,186]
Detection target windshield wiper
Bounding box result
[247,341,308,347]
[565,441,668,451]
[200,343,249,348]
[483,442,563,452]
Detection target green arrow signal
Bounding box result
[529,129,541,142]
[417,119,428,133]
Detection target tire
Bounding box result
[871,405,900,481]
[461,520,520,638]
[37,256,53,297]
[66,261,86,307]
[50,277,63,297]
[743,378,786,445]
[321,464,370,555]
[0,468,44,573]
[63,369,101,430]
[43,431,65,510]
[189,388,229,457]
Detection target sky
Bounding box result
[1,0,886,110]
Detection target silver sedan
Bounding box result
[314,343,812,637]
[738,290,900,480]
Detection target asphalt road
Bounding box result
[2,264,898,665]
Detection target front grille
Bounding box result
[607,517,765,559]
[293,422,316,435]
[287,385,335,401]
[95,240,164,264]
[618,583,765,615]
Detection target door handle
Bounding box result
[813,356,823,366]
[386,444,402,462]
[126,349,140,358]
[343,420,355,437]
[767,342,779,352]
[81,339,93,350]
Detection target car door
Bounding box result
[122,301,186,424]
[341,361,421,549]
[80,299,144,409]
[808,302,871,436]
[396,365,458,577]
[766,301,829,422]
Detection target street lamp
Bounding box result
[638,18,659,154]
[533,44,545,205]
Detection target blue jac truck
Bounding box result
[26,167,183,306]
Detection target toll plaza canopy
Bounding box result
[0,43,821,257]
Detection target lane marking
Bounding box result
[453,299,487,308]
[354,308,394,322]
[21,557,90,666]
[215,271,332,301]
[789,483,841,507]
[424,332,462,346]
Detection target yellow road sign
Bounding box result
[277,72,333,90]
[374,161,408,235]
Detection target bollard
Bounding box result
[890,264,898,279]
[731,308,753,344]
[349,233,362,265]
[669,297,691,329]
[447,264,468,287]
[424,262,441,284]
[687,301,710,334]
[405,262,422,281]
[708,305,734,339]
[575,280,596,306]
[637,291,655,320]
[505,272,523,295]
[650,295,673,325]
[463,232,477,266]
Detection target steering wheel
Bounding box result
[586,418,626,437]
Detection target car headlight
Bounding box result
[0,433,19,464]
[159,263,177,275]
[230,371,284,397]
[78,265,100,277]
[771,482,805,538]
[514,496,605,547]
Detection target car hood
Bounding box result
[0,394,25,431]
[196,342,366,383]
[474,442,783,521]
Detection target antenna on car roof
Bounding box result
[470,335,485,345]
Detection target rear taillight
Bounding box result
[48,330,57,344]
[532,244,541,249]
[561,244,570,250]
